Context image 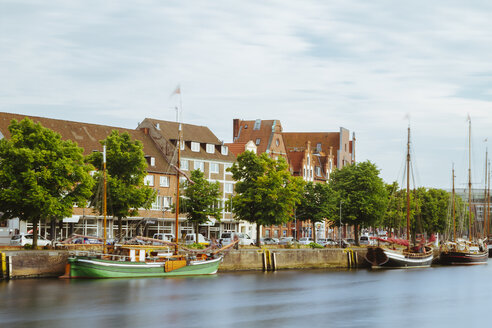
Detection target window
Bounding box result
[150,157,155,166]
[244,124,248,129]
[210,162,219,173]
[316,166,321,176]
[255,138,261,145]
[273,230,279,238]
[307,155,310,166]
[180,140,185,150]
[152,196,162,210]
[195,161,204,172]
[224,163,232,174]
[316,143,322,152]
[206,144,215,154]
[224,183,234,193]
[160,176,169,187]
[225,196,233,213]
[265,230,271,238]
[275,138,280,146]
[144,175,154,186]
[163,196,173,210]
[221,145,228,155]
[191,142,200,152]
[181,160,189,170]
[254,119,261,130]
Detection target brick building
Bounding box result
[231,118,356,240]
[0,112,237,242]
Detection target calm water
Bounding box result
[1,264,491,328]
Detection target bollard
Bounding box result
[1,252,5,279]
[271,252,277,271]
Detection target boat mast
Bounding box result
[103,144,107,253]
[452,164,456,242]
[484,149,488,239]
[175,123,181,255]
[468,117,472,242]
[406,126,411,251]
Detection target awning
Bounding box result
[63,216,80,223]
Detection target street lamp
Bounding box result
[339,200,344,248]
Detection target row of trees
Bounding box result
[0,118,155,247]
[224,151,460,246]
[0,118,461,247]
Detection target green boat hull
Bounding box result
[68,256,222,278]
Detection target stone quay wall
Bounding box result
[0,247,369,280]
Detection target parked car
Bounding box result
[261,237,279,245]
[185,233,210,246]
[345,238,356,246]
[316,238,328,246]
[279,237,297,245]
[298,237,314,245]
[219,232,255,246]
[359,235,374,246]
[10,234,51,247]
[325,238,337,246]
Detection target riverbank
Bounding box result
[0,247,369,279]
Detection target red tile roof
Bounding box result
[0,112,172,174]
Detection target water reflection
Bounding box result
[1,265,491,328]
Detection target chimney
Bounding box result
[233,119,240,140]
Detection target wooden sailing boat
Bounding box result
[365,126,434,268]
[61,92,223,279]
[439,118,487,265]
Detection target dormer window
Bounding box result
[255,138,261,145]
[206,144,215,154]
[253,119,261,130]
[144,155,155,166]
[316,143,322,152]
[191,142,200,152]
[221,145,228,155]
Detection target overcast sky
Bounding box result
[1,1,492,189]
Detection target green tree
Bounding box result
[296,182,338,242]
[414,188,449,235]
[382,182,406,235]
[0,118,94,247]
[329,161,388,245]
[179,169,222,244]
[229,151,304,246]
[87,130,155,238]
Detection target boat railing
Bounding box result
[68,249,196,263]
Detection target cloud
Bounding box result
[1,0,492,188]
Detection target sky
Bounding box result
[1,1,492,189]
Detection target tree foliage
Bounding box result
[229,151,305,246]
[179,169,222,242]
[0,118,94,246]
[87,130,155,237]
[329,161,388,244]
[296,182,338,241]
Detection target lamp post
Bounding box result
[339,200,344,248]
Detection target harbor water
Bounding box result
[1,264,491,328]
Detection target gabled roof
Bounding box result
[224,142,247,157]
[139,118,236,162]
[0,112,172,173]
[234,119,280,154]
[143,118,221,144]
[282,132,340,153]
[287,151,305,174]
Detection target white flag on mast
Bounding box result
[170,85,181,97]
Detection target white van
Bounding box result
[219,232,255,246]
[185,233,210,246]
[152,233,175,245]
